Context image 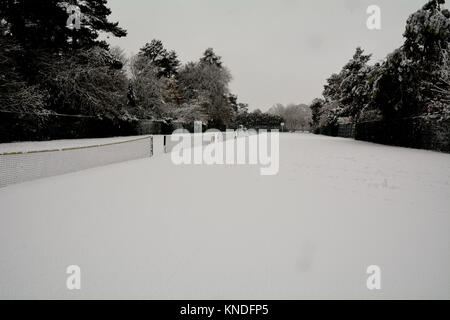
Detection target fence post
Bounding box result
[150,136,153,157]
[163,135,167,153]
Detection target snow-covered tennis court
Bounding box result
[0,133,449,299]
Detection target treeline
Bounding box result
[0,0,128,120]
[0,0,282,142]
[268,103,312,131]
[128,41,282,130]
[309,0,449,136]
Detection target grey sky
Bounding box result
[105,0,443,111]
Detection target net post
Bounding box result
[163,135,167,153]
[150,136,153,157]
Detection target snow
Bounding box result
[0,133,449,299]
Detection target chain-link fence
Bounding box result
[316,117,450,152]
[355,117,450,152]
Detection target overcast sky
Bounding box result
[105,0,445,111]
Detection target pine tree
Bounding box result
[200,48,223,68]
[325,47,373,121]
[0,0,126,51]
[139,40,180,78]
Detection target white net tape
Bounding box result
[0,136,153,188]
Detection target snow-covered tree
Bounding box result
[373,0,450,119]
[0,0,126,50]
[129,54,171,119]
[309,98,325,130]
[139,40,180,79]
[268,103,312,131]
[41,47,129,119]
[0,0,129,120]
[177,56,233,127]
[0,24,45,113]
[323,47,374,121]
[200,48,223,68]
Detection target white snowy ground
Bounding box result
[0,133,449,299]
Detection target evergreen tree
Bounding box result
[200,48,223,68]
[139,40,180,78]
[309,98,324,130]
[373,0,449,118]
[177,58,233,127]
[0,24,45,112]
[323,47,373,121]
[0,0,126,51]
